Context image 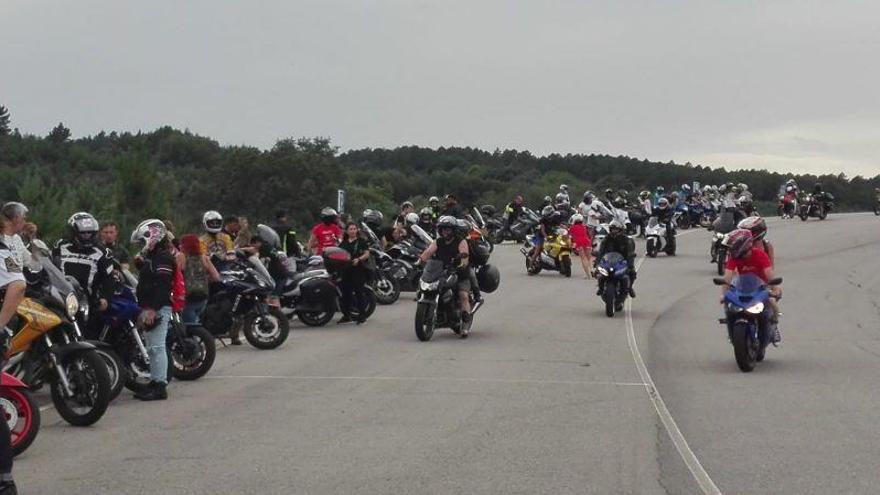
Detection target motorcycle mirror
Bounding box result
[712,278,727,286]
[768,277,783,286]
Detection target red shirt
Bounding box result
[725,248,772,282]
[311,223,342,255]
[569,223,591,249]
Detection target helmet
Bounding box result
[638,190,651,200]
[555,193,567,204]
[405,212,419,226]
[419,207,433,223]
[570,213,584,223]
[436,216,457,238]
[731,185,742,194]
[428,196,440,206]
[737,216,767,241]
[618,189,629,198]
[130,219,167,252]
[67,212,100,247]
[739,183,748,192]
[321,207,339,223]
[814,182,823,191]
[612,197,626,209]
[476,264,500,293]
[656,186,665,193]
[362,209,384,228]
[609,220,625,235]
[541,205,555,217]
[658,197,669,208]
[724,228,754,259]
[681,184,691,192]
[543,195,552,204]
[604,188,614,196]
[203,210,223,233]
[560,184,569,193]
[401,201,414,210]
[583,191,594,202]
[253,224,281,251]
[455,218,471,234]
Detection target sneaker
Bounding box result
[337,316,353,325]
[772,326,782,345]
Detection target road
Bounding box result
[15,212,880,495]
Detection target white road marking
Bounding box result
[206,375,647,387]
[626,256,722,495]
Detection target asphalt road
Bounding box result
[15,212,880,495]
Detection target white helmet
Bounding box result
[130,219,167,252]
[739,183,749,192]
[570,213,584,224]
[203,210,223,233]
[405,212,419,226]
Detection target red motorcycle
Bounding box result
[0,371,41,457]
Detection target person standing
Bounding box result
[100,221,131,271]
[178,234,217,326]
[130,219,175,401]
[272,210,303,258]
[0,202,29,495]
[337,222,371,325]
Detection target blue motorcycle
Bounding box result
[596,252,631,318]
[713,274,782,372]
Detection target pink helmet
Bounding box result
[724,229,754,259]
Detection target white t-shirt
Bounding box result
[0,235,26,289]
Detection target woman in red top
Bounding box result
[569,214,594,279]
[309,207,342,255]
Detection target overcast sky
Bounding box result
[3,0,879,176]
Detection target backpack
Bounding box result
[183,255,209,301]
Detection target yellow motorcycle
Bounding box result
[521,226,573,277]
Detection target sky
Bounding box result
[3,0,879,177]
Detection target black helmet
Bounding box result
[476,264,500,293]
[609,219,625,236]
[68,212,100,248]
[362,209,384,228]
[252,224,281,255]
[320,207,338,223]
[455,218,471,234]
[612,197,626,209]
[541,205,555,218]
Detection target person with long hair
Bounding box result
[337,222,370,325]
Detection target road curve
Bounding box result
[15,213,880,495]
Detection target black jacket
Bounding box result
[136,247,176,310]
[599,234,635,262]
[53,241,119,305]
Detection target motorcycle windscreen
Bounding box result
[410,224,435,245]
[600,252,626,267]
[421,259,445,284]
[360,222,381,246]
[247,255,276,291]
[30,247,75,306]
[470,208,486,228]
[716,212,736,233]
[730,274,764,295]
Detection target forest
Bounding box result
[1,105,877,242]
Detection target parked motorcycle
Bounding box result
[167,313,216,381]
[521,227,573,277]
[201,254,290,349]
[674,203,691,230]
[414,259,482,341]
[596,252,631,318]
[713,275,782,372]
[644,217,676,257]
[0,371,40,457]
[493,208,539,244]
[5,253,112,426]
[360,223,401,305]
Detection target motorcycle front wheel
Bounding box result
[296,308,334,327]
[244,308,290,350]
[0,385,41,457]
[171,325,217,379]
[50,350,112,427]
[414,302,436,342]
[646,238,658,258]
[731,322,757,372]
[374,274,401,305]
[604,279,617,318]
[94,347,127,402]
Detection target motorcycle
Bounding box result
[713,275,782,372]
[644,217,676,257]
[494,208,539,244]
[874,196,880,216]
[596,252,631,318]
[798,194,828,221]
[521,226,573,277]
[673,203,691,229]
[360,223,401,305]
[468,208,494,253]
[201,254,290,349]
[167,312,216,381]
[5,251,112,426]
[414,259,482,341]
[709,211,737,276]
[0,372,40,457]
[777,193,797,219]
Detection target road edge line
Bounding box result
[626,257,722,495]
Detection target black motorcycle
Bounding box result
[414,259,482,341]
[493,207,539,244]
[167,313,216,381]
[359,223,401,305]
[595,252,631,318]
[798,194,828,221]
[201,254,290,349]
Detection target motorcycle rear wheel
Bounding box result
[414,303,436,342]
[374,274,401,305]
[297,308,334,327]
[51,350,112,426]
[560,255,572,277]
[731,323,757,372]
[0,386,40,457]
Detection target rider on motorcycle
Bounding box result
[596,220,637,297]
[737,216,774,266]
[428,196,441,220]
[504,195,525,229]
[579,191,610,237]
[52,212,120,335]
[651,198,677,249]
[417,208,436,238]
[419,216,473,334]
[721,229,781,342]
[558,185,570,205]
[653,186,666,206]
[530,206,563,273]
[638,191,653,216]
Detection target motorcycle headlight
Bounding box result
[597,267,609,276]
[746,302,765,315]
[419,279,439,292]
[66,293,79,319]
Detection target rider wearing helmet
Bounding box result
[428,196,441,219]
[721,228,781,341]
[654,186,666,206]
[597,220,637,297]
[604,188,615,204]
[559,184,570,205]
[504,195,525,228]
[52,212,120,329]
[417,207,436,237]
[200,210,235,263]
[530,206,563,272]
[419,216,473,336]
[638,190,653,215]
[737,216,773,266]
[651,198,677,251]
[541,195,553,209]
[309,207,342,255]
[130,219,175,401]
[555,193,575,219]
[579,191,611,237]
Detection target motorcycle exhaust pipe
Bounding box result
[470,300,484,315]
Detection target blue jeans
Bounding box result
[144,306,172,384]
[181,300,206,325]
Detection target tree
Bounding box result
[0,105,10,136]
[47,122,71,143]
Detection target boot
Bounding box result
[0,481,18,495]
[460,312,472,338]
[135,381,168,401]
